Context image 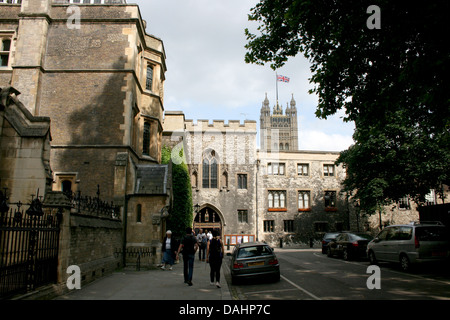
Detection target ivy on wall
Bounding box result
[162,146,193,240]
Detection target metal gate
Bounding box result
[0,199,62,299]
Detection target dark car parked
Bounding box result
[321,232,340,254]
[327,232,373,261]
[230,242,280,284]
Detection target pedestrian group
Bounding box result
[159,227,224,288]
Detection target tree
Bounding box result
[245,0,450,213]
[162,146,193,239]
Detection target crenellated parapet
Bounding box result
[185,119,257,133]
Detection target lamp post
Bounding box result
[194,203,200,214]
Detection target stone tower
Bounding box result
[260,93,298,151]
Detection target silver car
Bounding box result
[230,242,280,284]
[367,222,450,271]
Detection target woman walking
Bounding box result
[206,230,224,288]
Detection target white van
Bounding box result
[367,222,450,271]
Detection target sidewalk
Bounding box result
[55,258,233,300]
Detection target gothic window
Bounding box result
[202,150,218,188]
[238,210,248,223]
[298,191,310,209]
[297,164,309,176]
[146,64,153,91]
[268,190,286,209]
[237,174,247,189]
[143,122,150,155]
[323,164,335,176]
[0,38,11,67]
[285,143,289,150]
[279,143,284,150]
[268,163,285,175]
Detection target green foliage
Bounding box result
[162,145,193,239]
[245,0,450,212]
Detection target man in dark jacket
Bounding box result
[176,227,198,286]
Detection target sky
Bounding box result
[131,0,355,151]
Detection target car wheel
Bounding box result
[327,246,333,257]
[343,249,350,261]
[400,254,411,272]
[368,251,377,265]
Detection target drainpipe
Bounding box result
[255,159,260,241]
[122,194,130,267]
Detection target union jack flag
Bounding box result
[277,75,290,83]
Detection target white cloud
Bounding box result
[299,130,354,152]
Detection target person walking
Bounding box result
[176,227,198,286]
[206,230,224,288]
[161,230,177,271]
[197,228,207,261]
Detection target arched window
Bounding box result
[280,192,285,208]
[274,193,280,208]
[285,143,289,150]
[202,150,218,188]
[268,193,273,208]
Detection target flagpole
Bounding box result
[276,72,279,103]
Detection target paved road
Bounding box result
[226,248,450,300]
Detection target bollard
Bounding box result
[279,238,283,248]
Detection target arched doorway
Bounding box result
[193,205,223,238]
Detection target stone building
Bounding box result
[0,0,171,265]
[260,93,299,152]
[163,111,352,247]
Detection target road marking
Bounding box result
[245,288,298,295]
[281,275,322,300]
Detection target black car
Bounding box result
[326,232,373,260]
[321,232,340,254]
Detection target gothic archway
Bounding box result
[193,204,224,238]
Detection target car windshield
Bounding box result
[237,246,272,258]
[416,227,449,241]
